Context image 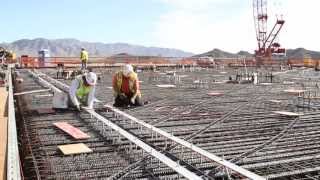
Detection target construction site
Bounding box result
[1,1,320,180]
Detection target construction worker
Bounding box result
[69,72,97,111]
[112,64,143,107]
[80,48,89,70]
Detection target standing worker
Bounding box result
[69,72,97,111]
[80,48,89,70]
[112,64,143,107]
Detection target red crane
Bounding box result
[253,0,285,65]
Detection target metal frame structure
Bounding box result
[27,70,203,180]
[105,104,266,180]
[253,0,285,63]
[6,65,22,180]
[14,66,320,179]
[86,109,203,180]
[32,69,265,180]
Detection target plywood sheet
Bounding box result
[273,111,303,116]
[58,143,92,155]
[54,122,90,139]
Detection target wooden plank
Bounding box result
[273,111,303,116]
[58,143,92,155]
[54,122,90,139]
[0,87,8,180]
[37,108,55,114]
[156,84,176,88]
[14,88,51,96]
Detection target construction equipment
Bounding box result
[253,0,285,66]
[0,47,16,64]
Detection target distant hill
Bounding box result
[0,38,194,57]
[286,48,320,59]
[197,48,320,59]
[195,48,241,58]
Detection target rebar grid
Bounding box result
[15,67,320,179]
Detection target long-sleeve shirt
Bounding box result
[69,76,95,108]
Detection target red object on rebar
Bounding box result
[53,122,90,139]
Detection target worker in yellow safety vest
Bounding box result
[69,72,97,111]
[112,64,143,107]
[80,48,89,70]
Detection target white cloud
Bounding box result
[153,0,320,54]
[279,0,320,51]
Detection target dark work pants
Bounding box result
[81,61,87,70]
[113,95,143,107]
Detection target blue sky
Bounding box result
[1,0,320,53]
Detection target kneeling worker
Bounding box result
[69,72,97,111]
[113,64,143,107]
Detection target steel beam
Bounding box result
[14,88,51,96]
[28,70,63,94]
[7,65,22,180]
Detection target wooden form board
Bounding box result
[156,84,176,88]
[53,122,90,139]
[273,111,303,116]
[58,143,92,155]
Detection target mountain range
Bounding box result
[198,48,320,59]
[0,38,193,57]
[1,38,320,59]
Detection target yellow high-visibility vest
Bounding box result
[76,77,92,103]
[80,50,89,62]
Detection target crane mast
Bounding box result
[253,0,285,66]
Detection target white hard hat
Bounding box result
[85,72,97,86]
[123,64,133,76]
